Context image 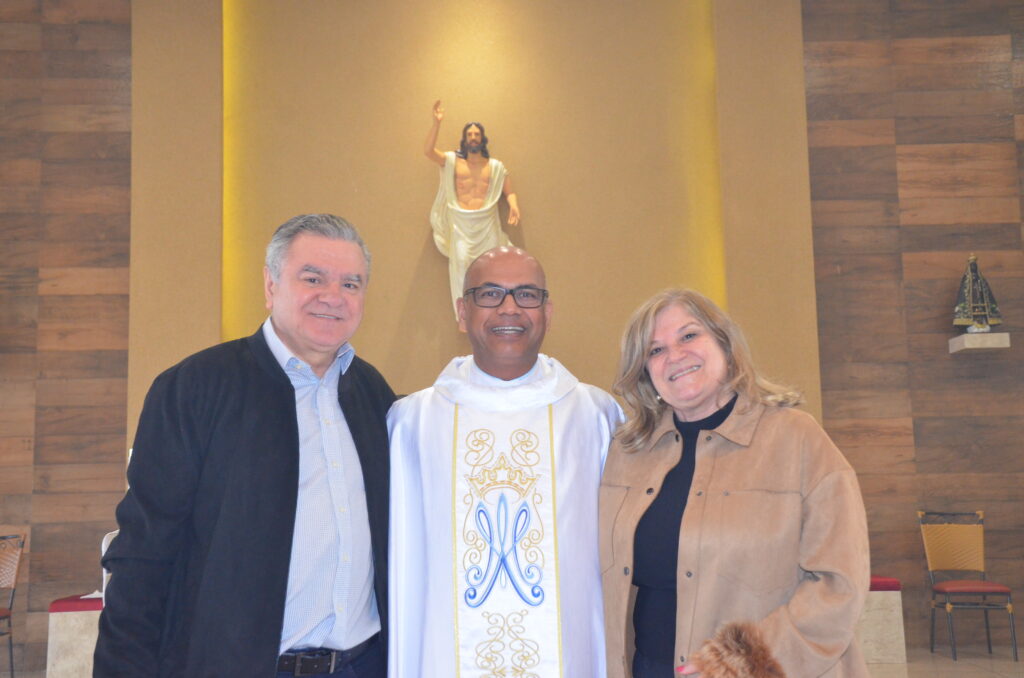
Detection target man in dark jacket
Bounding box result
[94,214,394,678]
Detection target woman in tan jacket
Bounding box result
[601,289,870,678]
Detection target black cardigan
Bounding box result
[94,329,395,677]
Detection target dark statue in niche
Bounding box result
[953,253,1002,334]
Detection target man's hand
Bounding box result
[432,100,445,123]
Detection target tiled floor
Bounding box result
[872,645,1021,677]
[3,647,1021,677]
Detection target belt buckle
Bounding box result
[293,652,326,677]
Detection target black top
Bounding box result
[94,329,395,677]
[632,395,737,666]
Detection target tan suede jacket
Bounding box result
[600,397,870,678]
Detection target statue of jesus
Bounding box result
[424,100,520,315]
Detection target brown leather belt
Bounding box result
[277,633,378,676]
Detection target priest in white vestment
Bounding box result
[388,247,622,678]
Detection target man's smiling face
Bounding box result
[263,232,367,375]
[457,248,552,381]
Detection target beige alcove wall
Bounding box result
[129,0,820,445]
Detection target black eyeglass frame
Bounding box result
[462,284,550,308]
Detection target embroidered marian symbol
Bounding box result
[465,492,544,607]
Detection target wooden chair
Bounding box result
[0,535,26,677]
[917,510,1018,661]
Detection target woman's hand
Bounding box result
[677,664,699,675]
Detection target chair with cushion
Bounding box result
[917,510,1018,661]
[0,534,26,676]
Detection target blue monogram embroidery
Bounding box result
[464,492,544,607]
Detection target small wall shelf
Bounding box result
[948,333,1011,353]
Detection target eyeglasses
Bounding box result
[463,285,549,308]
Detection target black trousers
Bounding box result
[633,649,675,678]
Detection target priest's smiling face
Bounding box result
[457,247,552,381]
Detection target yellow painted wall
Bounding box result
[220,0,721,399]
[131,0,820,438]
[714,0,821,418]
[129,0,223,444]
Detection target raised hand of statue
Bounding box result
[432,100,445,122]
[507,204,520,226]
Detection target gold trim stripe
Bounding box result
[451,403,461,678]
[548,404,564,678]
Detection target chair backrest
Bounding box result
[101,529,119,601]
[917,510,985,574]
[0,534,26,609]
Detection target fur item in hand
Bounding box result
[688,622,785,678]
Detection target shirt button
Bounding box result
[686,571,693,578]
[696,490,703,496]
[338,506,348,513]
[342,553,350,563]
[624,567,630,575]
[680,655,686,664]
[705,435,712,441]
[646,487,654,495]
[332,462,340,468]
[674,433,680,442]
[723,490,730,496]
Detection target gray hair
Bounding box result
[265,214,371,282]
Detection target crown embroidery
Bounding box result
[467,454,537,502]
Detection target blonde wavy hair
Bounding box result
[614,289,801,452]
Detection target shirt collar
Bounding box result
[261,317,355,376]
[433,353,579,411]
[650,393,765,448]
[468,357,542,388]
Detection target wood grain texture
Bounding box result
[807,119,895,147]
[813,225,901,255]
[803,0,1024,651]
[0,3,128,668]
[896,114,1014,144]
[891,35,1012,64]
[899,223,1021,251]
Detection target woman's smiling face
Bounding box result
[646,303,731,422]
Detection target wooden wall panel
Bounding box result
[804,0,1024,651]
[0,1,128,670]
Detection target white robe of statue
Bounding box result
[430,151,512,316]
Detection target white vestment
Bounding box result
[388,355,623,678]
[430,151,513,316]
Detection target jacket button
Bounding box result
[686,571,693,578]
[624,567,630,575]
[646,487,654,495]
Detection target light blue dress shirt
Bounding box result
[263,320,380,654]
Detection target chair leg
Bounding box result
[1008,596,1018,662]
[929,600,936,653]
[984,607,992,654]
[945,599,957,661]
[7,631,12,678]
